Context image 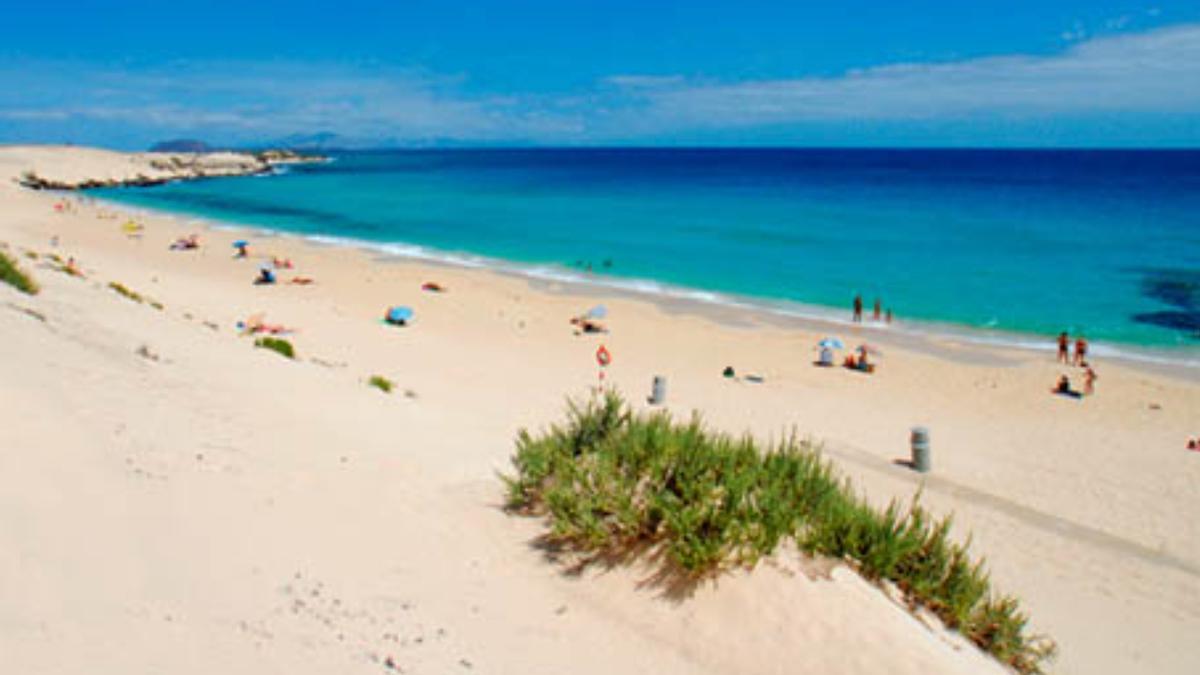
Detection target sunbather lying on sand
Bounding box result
[289,276,314,285]
[237,314,294,336]
[422,281,445,292]
[169,234,200,250]
[570,316,608,334]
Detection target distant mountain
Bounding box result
[149,139,215,153]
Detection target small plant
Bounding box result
[503,392,1055,673]
[254,336,295,359]
[368,375,394,393]
[0,250,39,295]
[108,281,145,303]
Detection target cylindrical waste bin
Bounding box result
[650,375,667,405]
[910,427,930,473]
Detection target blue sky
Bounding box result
[1,1,1198,148]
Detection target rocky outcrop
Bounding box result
[15,149,324,191]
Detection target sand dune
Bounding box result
[2,146,1198,673]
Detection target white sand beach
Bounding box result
[2,146,1199,674]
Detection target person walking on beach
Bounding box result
[1074,336,1089,366]
[873,298,882,321]
[1057,332,1070,363]
[1084,366,1098,396]
[853,294,863,323]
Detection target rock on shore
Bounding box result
[7,146,322,191]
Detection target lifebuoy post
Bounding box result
[596,345,612,382]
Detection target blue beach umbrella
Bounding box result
[818,337,844,350]
[386,306,414,323]
[232,239,249,248]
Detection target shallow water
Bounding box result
[93,148,1200,353]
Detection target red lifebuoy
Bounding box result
[596,345,612,367]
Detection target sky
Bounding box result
[1,1,1198,148]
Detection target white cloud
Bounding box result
[603,24,1200,131]
[0,61,583,145]
[1062,22,1088,42]
[1106,15,1133,30]
[602,75,687,89]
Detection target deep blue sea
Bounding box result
[93,149,1200,357]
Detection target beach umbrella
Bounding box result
[586,304,608,319]
[818,337,844,350]
[232,240,249,248]
[387,306,414,323]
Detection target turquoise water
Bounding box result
[92,149,1200,355]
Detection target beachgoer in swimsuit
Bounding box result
[1054,375,1071,395]
[1084,367,1097,396]
[1074,337,1088,366]
[853,295,863,323]
[873,299,881,321]
[1057,332,1069,364]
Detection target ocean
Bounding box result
[92,148,1200,358]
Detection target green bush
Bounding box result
[503,391,1055,673]
[0,251,39,295]
[368,375,394,393]
[108,281,144,303]
[254,337,295,359]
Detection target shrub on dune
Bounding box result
[254,336,295,359]
[0,250,39,295]
[368,375,394,393]
[503,391,1055,673]
[108,281,144,303]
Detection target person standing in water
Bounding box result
[853,295,863,322]
[873,298,882,321]
[1057,332,1070,364]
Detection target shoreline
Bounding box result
[90,192,1200,382]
